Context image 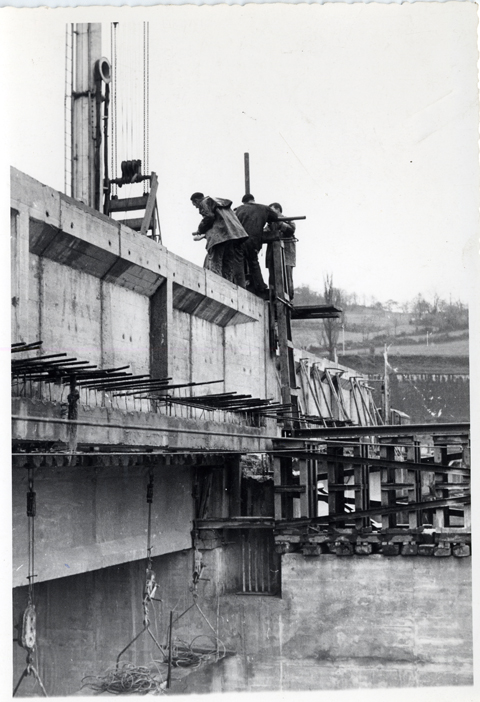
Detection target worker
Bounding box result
[264,202,297,299]
[190,192,247,287]
[234,194,279,298]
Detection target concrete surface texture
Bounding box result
[181,551,473,692]
[12,459,195,587]
[12,548,472,696]
[11,164,279,587]
[11,167,273,408]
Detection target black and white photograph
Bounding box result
[2,1,478,698]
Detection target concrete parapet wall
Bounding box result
[11,167,278,414]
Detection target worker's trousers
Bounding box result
[243,238,267,294]
[204,240,246,288]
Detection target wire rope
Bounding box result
[143,21,147,194]
[111,22,118,197]
[144,22,150,191]
[13,467,48,697]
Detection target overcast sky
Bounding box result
[2,2,479,305]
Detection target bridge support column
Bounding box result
[150,278,173,378]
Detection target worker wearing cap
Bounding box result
[235,194,279,298]
[264,202,296,299]
[190,193,248,288]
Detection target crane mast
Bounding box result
[71,23,110,210]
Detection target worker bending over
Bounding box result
[191,193,247,287]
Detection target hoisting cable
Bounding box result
[142,21,149,195]
[83,540,227,693]
[114,470,164,669]
[82,470,169,694]
[111,22,118,199]
[146,22,150,186]
[13,466,48,697]
[163,548,226,677]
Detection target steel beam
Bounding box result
[292,422,469,439]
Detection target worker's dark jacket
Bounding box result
[264,220,296,267]
[235,202,279,249]
[196,196,248,251]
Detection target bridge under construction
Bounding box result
[11,22,471,697]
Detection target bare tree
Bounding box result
[321,274,345,361]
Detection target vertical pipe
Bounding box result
[167,610,173,688]
[241,534,246,593]
[253,531,258,593]
[244,153,250,195]
[64,24,70,196]
[260,533,264,593]
[384,344,391,423]
[72,23,102,207]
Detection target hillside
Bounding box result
[292,298,469,376]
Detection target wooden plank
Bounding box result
[271,240,294,417]
[196,518,274,529]
[323,370,346,422]
[327,445,346,526]
[329,483,365,490]
[228,455,242,518]
[407,441,422,529]
[108,195,149,212]
[273,457,283,520]
[434,442,449,529]
[381,483,416,490]
[300,362,326,424]
[381,441,397,529]
[308,452,318,517]
[140,173,159,236]
[354,443,369,529]
[119,217,145,231]
[241,536,246,592]
[274,485,306,493]
[355,379,376,425]
[350,379,364,426]
[299,459,309,517]
[291,305,341,320]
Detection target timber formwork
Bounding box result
[271,424,470,558]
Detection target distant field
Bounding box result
[338,353,469,376]
[292,329,469,357]
[292,312,469,360]
[354,339,469,357]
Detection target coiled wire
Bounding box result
[166,634,226,670]
[82,634,226,694]
[82,663,166,695]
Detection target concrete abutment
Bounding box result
[13,549,472,695]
